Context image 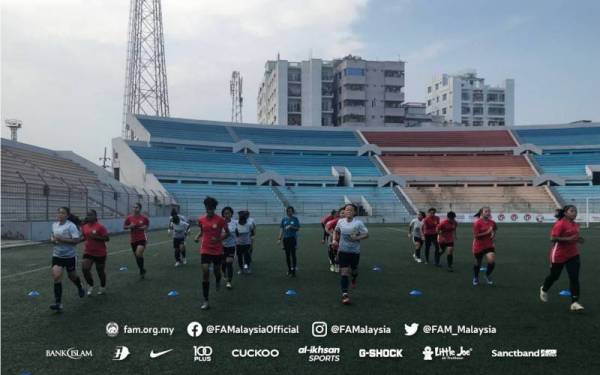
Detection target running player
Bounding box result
[123,203,149,278]
[539,205,585,311]
[221,206,237,289]
[437,211,458,271]
[408,211,425,263]
[332,203,369,305]
[472,207,498,286]
[80,209,110,295]
[277,206,300,277]
[321,209,337,244]
[236,210,255,274]
[325,207,344,272]
[194,196,230,310]
[169,211,190,267]
[422,208,440,264]
[50,207,85,311]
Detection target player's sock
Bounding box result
[181,249,187,259]
[447,254,453,267]
[202,281,209,300]
[175,248,181,262]
[215,272,222,285]
[341,275,349,294]
[473,264,480,278]
[72,276,83,290]
[486,262,495,276]
[226,263,233,281]
[98,270,106,287]
[136,256,145,272]
[54,282,63,303]
[82,269,94,287]
[415,247,421,259]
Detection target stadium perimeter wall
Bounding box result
[1,217,171,242]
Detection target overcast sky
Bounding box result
[2,0,599,163]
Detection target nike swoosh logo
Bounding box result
[149,349,174,358]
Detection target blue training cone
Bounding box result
[27,290,40,297]
[559,289,571,297]
[372,266,382,272]
[285,289,297,296]
[167,290,179,297]
[409,289,423,296]
[119,266,128,272]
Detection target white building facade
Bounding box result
[426,71,515,127]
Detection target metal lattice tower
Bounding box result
[230,71,243,123]
[122,0,170,139]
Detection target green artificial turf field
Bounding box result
[2,223,599,374]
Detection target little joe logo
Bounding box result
[423,346,472,361]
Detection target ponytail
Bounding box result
[555,205,576,219]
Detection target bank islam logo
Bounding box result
[194,346,213,362]
[423,346,473,361]
[187,321,203,337]
[106,322,119,338]
[404,323,419,336]
[113,346,130,361]
[46,348,93,360]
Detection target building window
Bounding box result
[322,99,333,111]
[473,106,483,115]
[472,90,484,102]
[322,68,334,81]
[442,107,447,115]
[427,99,432,106]
[288,114,301,126]
[288,69,301,82]
[288,99,301,113]
[322,82,334,96]
[488,107,505,116]
[461,90,470,101]
[288,83,301,97]
[427,86,432,93]
[435,83,439,90]
[384,101,402,108]
[384,116,404,124]
[385,86,402,93]
[436,96,439,103]
[384,70,404,77]
[461,106,470,114]
[344,68,365,76]
[346,84,365,91]
[442,93,447,101]
[342,114,365,123]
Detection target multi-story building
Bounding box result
[257,58,335,127]
[426,70,514,127]
[257,55,407,127]
[333,55,406,127]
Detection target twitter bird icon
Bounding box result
[404,323,419,336]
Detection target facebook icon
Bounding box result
[187,322,203,337]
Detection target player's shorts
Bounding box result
[283,237,297,251]
[52,256,76,272]
[201,254,223,265]
[82,254,107,264]
[338,251,360,269]
[440,242,454,250]
[474,248,495,258]
[173,238,185,249]
[413,236,423,244]
[131,240,147,252]
[223,246,236,258]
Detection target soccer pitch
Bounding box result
[2,223,599,374]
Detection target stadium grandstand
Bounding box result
[110,114,600,225]
[1,138,176,240]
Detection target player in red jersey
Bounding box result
[472,206,497,286]
[80,210,110,295]
[194,196,230,310]
[539,205,585,311]
[325,207,344,272]
[437,211,458,271]
[321,209,337,244]
[422,208,440,264]
[123,203,150,278]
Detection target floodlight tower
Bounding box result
[230,71,243,123]
[122,0,170,139]
[5,119,22,141]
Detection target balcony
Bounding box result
[384,107,405,117]
[342,90,366,101]
[341,106,366,116]
[384,76,404,86]
[384,92,404,101]
[341,75,366,85]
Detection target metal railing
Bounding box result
[1,182,176,221]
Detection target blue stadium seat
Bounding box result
[130,146,257,175]
[254,152,381,177]
[534,150,600,177]
[233,127,361,147]
[516,127,600,146]
[137,117,234,143]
